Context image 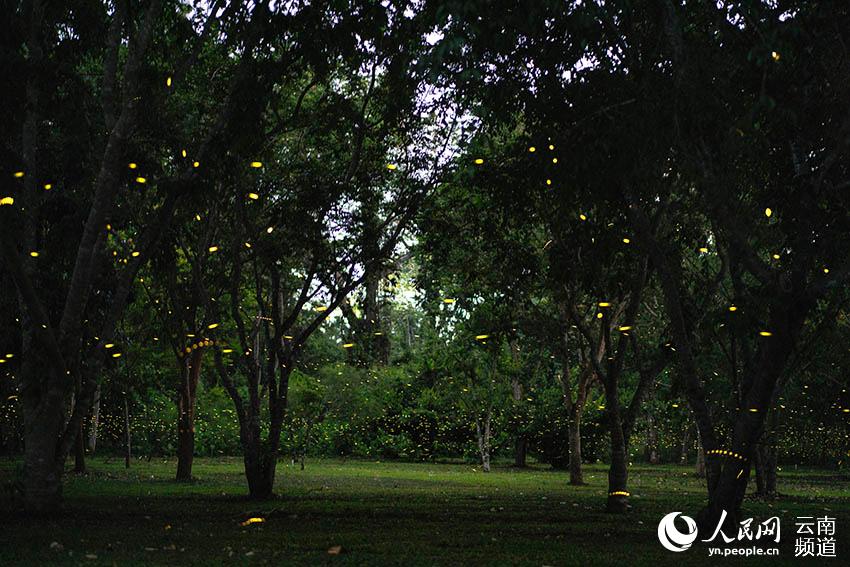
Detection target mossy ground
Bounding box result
[1,457,847,565]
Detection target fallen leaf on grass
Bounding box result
[327,545,342,555]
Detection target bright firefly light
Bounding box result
[250,161,263,168]
[248,193,259,200]
[131,251,140,257]
[266,226,274,234]
[44,183,52,190]
[443,298,455,304]
[759,331,773,337]
[699,247,709,253]
[128,163,137,169]
[546,179,552,185]
[208,246,219,253]
[29,251,39,257]
[765,207,772,217]
[193,161,200,168]
[474,158,484,165]
[598,302,611,307]
[579,214,587,221]
[386,164,397,170]
[342,343,354,348]
[315,306,328,312]
[475,334,489,340]
[166,76,172,87]
[622,238,631,244]
[13,171,24,178]
[528,146,536,152]
[771,51,780,61]
[552,158,558,164]
[728,306,738,312]
[0,197,14,206]
[136,177,147,184]
[112,353,122,358]
[618,326,632,331]
[181,149,187,158]
[596,313,603,319]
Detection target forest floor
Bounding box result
[0,457,848,566]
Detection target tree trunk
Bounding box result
[123,395,131,469]
[244,450,277,499]
[605,401,630,513]
[646,411,659,465]
[73,420,86,474]
[87,385,101,453]
[679,425,691,465]
[695,446,706,478]
[476,411,492,473]
[176,349,203,481]
[22,424,64,512]
[568,406,584,485]
[753,443,766,496]
[510,370,526,468]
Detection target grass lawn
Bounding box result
[0,457,847,565]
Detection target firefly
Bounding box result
[250,161,263,168]
[474,158,484,165]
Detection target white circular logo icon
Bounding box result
[657,512,698,552]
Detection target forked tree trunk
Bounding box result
[176,349,203,481]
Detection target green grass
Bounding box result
[1,457,847,565]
